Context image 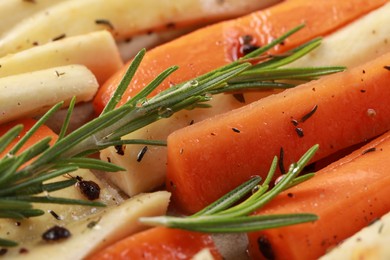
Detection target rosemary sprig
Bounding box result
[0,25,342,247]
[139,145,319,232]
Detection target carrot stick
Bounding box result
[92,0,386,113]
[0,118,57,157]
[247,130,390,260]
[86,227,222,260]
[166,51,390,214]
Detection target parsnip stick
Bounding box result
[0,0,280,56]
[0,31,123,84]
[0,0,68,36]
[0,65,98,124]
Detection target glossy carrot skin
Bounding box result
[87,227,222,260]
[166,52,390,214]
[0,118,57,156]
[247,130,390,259]
[93,0,386,113]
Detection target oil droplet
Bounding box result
[158,107,173,118]
[274,175,285,185]
[204,92,213,99]
[367,108,376,117]
[136,98,149,107]
[190,80,199,87]
[252,185,261,194]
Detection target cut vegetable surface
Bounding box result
[320,211,390,260]
[0,0,67,36]
[0,65,99,124]
[0,31,123,85]
[287,2,390,69]
[247,130,390,259]
[166,51,390,213]
[87,227,222,260]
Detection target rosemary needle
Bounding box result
[0,25,343,246]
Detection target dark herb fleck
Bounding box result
[295,127,304,138]
[55,70,65,77]
[300,105,318,123]
[362,147,376,155]
[232,127,241,133]
[49,210,61,220]
[384,65,390,71]
[0,248,7,256]
[241,44,259,55]
[137,146,148,162]
[258,235,275,260]
[360,89,366,93]
[76,176,100,200]
[233,93,246,103]
[52,34,66,41]
[291,119,299,126]
[15,222,21,226]
[287,192,294,198]
[189,120,194,125]
[166,22,176,29]
[278,147,286,175]
[42,225,71,241]
[169,181,176,190]
[239,35,259,54]
[114,145,125,155]
[95,19,114,30]
[19,248,28,254]
[378,223,384,234]
[239,35,253,44]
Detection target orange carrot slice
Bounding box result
[0,118,57,157]
[87,227,222,260]
[93,0,386,113]
[247,130,390,260]
[166,51,390,214]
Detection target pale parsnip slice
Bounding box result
[287,2,390,68]
[8,191,170,260]
[0,0,280,56]
[100,94,244,196]
[0,65,98,124]
[0,168,125,257]
[320,211,390,260]
[0,0,68,36]
[0,30,123,84]
[100,2,390,197]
